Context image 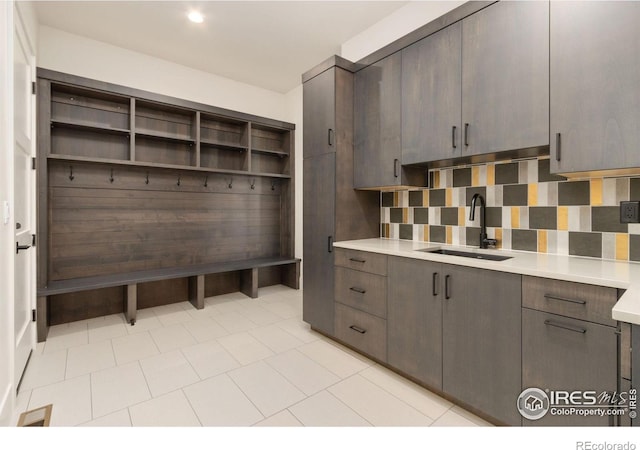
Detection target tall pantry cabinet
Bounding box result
[302,57,379,335]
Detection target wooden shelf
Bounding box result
[47,153,291,179]
[200,138,248,152]
[135,129,195,144]
[51,119,130,136]
[252,147,289,158]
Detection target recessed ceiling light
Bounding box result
[188,11,204,23]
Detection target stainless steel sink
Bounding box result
[416,248,513,261]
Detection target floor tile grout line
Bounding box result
[223,372,267,426]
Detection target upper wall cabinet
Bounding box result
[401,0,549,164]
[354,53,426,189]
[550,1,640,175]
[303,68,336,159]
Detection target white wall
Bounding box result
[38,26,288,122]
[340,0,464,62]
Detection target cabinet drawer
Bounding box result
[335,267,387,318]
[522,276,617,326]
[334,303,387,362]
[334,248,387,275]
[522,309,617,426]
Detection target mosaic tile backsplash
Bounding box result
[381,157,640,261]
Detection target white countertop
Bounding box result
[333,238,640,325]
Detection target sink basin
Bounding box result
[416,248,513,261]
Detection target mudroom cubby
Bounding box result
[35,69,299,342]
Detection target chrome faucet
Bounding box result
[469,193,497,249]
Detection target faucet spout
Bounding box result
[469,193,496,249]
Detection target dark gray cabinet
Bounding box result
[402,23,462,165]
[442,264,522,426]
[354,53,425,189]
[387,256,442,389]
[550,1,640,174]
[522,309,618,426]
[401,0,548,164]
[302,58,379,335]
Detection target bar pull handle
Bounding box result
[555,132,561,161]
[544,294,586,306]
[452,126,457,149]
[327,236,333,253]
[432,272,439,296]
[349,325,366,334]
[349,287,366,294]
[394,159,399,178]
[445,274,451,300]
[328,129,335,146]
[464,123,469,147]
[544,319,587,334]
[349,258,366,263]
[16,243,31,254]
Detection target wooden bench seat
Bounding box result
[36,257,300,342]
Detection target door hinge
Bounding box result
[32,309,36,322]
[32,81,36,95]
[31,157,36,170]
[32,234,36,247]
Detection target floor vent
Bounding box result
[17,404,52,427]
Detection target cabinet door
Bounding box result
[402,22,462,164]
[302,153,335,334]
[303,68,335,159]
[354,52,402,188]
[387,257,442,389]
[550,2,640,173]
[522,309,618,426]
[442,265,522,425]
[462,0,549,156]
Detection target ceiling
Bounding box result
[32,1,411,93]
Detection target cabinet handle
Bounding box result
[349,325,366,334]
[327,236,333,253]
[393,159,399,178]
[445,274,451,299]
[349,258,366,263]
[464,123,469,147]
[555,132,561,161]
[544,294,586,306]
[432,272,439,296]
[328,128,335,146]
[349,287,366,294]
[452,126,457,149]
[544,319,587,334]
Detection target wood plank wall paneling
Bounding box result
[137,278,189,309]
[49,286,124,325]
[204,272,241,297]
[48,161,282,280]
[51,127,130,160]
[258,265,283,287]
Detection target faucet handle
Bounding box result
[483,238,498,248]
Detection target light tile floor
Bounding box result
[15,285,492,427]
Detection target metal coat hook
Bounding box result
[145,172,149,185]
[69,166,74,181]
[204,176,208,188]
[109,169,114,183]
[250,179,256,190]
[271,181,276,191]
[228,178,233,189]
[177,176,181,187]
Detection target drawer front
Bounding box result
[522,276,617,326]
[335,267,387,318]
[522,309,618,426]
[334,302,387,362]
[334,248,387,275]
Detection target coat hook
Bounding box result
[109,168,114,183]
[204,176,208,188]
[271,181,275,191]
[69,166,74,181]
[145,172,149,185]
[228,178,233,189]
[250,179,256,190]
[177,176,181,187]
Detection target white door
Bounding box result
[13,8,35,385]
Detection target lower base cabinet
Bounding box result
[522,309,618,426]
